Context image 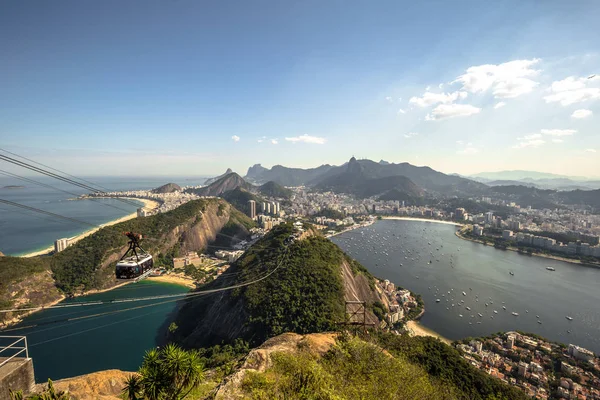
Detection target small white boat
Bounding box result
[512,312,519,316]
[493,310,498,314]
[566,316,573,321]
[436,299,441,303]
[502,306,506,310]
[478,313,483,317]
[465,306,471,310]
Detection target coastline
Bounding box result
[147,274,196,288]
[454,229,600,268]
[405,320,452,345]
[383,216,463,227]
[19,197,160,258]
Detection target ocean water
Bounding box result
[1,280,189,381]
[331,219,600,353]
[0,176,207,255]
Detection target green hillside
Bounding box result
[171,223,350,348]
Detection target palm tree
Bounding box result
[123,344,204,400]
[122,374,143,400]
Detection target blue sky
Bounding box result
[1,0,599,177]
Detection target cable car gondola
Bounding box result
[115,232,153,279]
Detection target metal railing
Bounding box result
[0,336,29,368]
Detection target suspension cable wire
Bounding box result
[0,152,141,208]
[0,169,132,213]
[0,147,143,205]
[1,247,290,344]
[0,245,290,315]
[0,198,99,228]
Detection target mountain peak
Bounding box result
[225,168,233,174]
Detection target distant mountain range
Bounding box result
[315,158,425,202]
[192,160,600,211]
[204,168,234,186]
[246,157,488,196]
[470,170,590,181]
[469,170,600,191]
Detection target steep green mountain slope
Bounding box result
[170,223,382,348]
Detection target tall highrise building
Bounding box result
[266,202,271,214]
[248,200,256,219]
[54,238,70,253]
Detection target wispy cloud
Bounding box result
[552,139,564,143]
[571,109,593,119]
[409,91,467,108]
[385,96,393,102]
[425,103,481,120]
[271,139,278,145]
[257,136,267,143]
[457,146,479,155]
[403,132,419,139]
[585,148,597,153]
[284,134,326,144]
[513,133,546,149]
[494,102,506,109]
[452,59,541,98]
[231,135,240,142]
[397,108,406,114]
[543,76,600,106]
[541,129,576,137]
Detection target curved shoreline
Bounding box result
[454,228,600,268]
[383,216,463,227]
[405,320,452,344]
[19,197,160,258]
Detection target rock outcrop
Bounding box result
[215,332,337,399]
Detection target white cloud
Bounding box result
[457,147,479,155]
[409,91,468,107]
[231,135,240,142]
[257,136,266,143]
[425,103,481,120]
[456,140,464,145]
[271,139,278,145]
[452,59,541,98]
[494,101,506,109]
[284,134,326,144]
[571,109,593,119]
[551,139,564,143]
[523,133,543,140]
[425,86,431,91]
[385,96,393,102]
[585,148,597,153]
[404,132,419,139]
[397,108,406,114]
[544,76,600,106]
[438,83,444,89]
[513,138,546,149]
[541,129,576,137]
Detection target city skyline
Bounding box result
[1,1,599,177]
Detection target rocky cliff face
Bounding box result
[92,200,243,291]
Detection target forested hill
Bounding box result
[0,198,254,324]
[169,223,384,348]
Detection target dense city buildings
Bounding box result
[456,332,600,399]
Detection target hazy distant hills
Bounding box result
[151,182,181,194]
[469,170,600,191]
[188,172,254,197]
[246,157,487,196]
[246,163,335,187]
[259,181,292,199]
[203,168,233,186]
[471,170,589,181]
